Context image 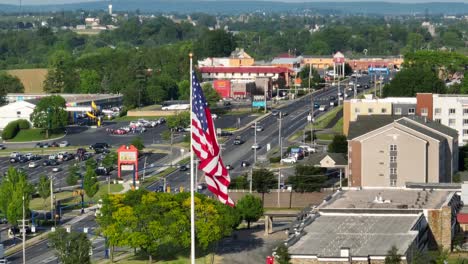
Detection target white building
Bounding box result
[0,101,35,130]
[431,94,468,145]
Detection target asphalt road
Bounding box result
[7,215,100,264]
[3,113,255,150]
[161,74,387,190]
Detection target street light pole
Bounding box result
[49,176,54,221]
[22,195,25,264]
[254,121,257,164]
[277,168,281,208]
[278,112,282,161]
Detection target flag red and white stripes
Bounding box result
[191,71,234,206]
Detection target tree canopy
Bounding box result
[97,190,239,262]
[382,66,446,97]
[0,167,34,225]
[48,228,91,264]
[328,135,348,154]
[287,165,327,192]
[29,95,68,137]
[236,194,263,229]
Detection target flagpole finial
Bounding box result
[189,53,193,58]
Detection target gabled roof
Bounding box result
[308,153,347,167]
[396,118,446,143]
[347,115,399,139]
[404,116,458,139]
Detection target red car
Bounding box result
[112,129,127,135]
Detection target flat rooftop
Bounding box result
[6,93,122,104]
[289,214,419,257]
[322,189,453,210]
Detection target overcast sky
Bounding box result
[0,0,466,5]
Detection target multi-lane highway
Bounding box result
[159,75,381,191]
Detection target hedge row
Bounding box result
[1,119,30,140]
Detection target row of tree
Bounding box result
[96,190,263,262]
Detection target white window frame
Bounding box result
[408,108,415,115]
[434,108,441,115]
[449,119,456,126]
[390,144,397,152]
[449,108,456,115]
[395,108,402,115]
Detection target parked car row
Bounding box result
[281,145,317,164]
[35,141,69,148]
[9,152,41,163]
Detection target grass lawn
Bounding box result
[316,133,335,141]
[29,183,124,211]
[113,116,162,122]
[310,106,343,130]
[7,129,64,142]
[332,117,343,134]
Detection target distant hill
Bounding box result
[1,1,467,15]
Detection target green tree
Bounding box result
[102,151,118,170]
[130,136,145,151]
[229,175,249,190]
[194,29,236,58]
[29,95,68,138]
[252,168,276,205]
[385,245,401,264]
[83,166,99,200]
[202,82,221,106]
[166,111,190,129]
[43,50,79,93]
[48,228,91,264]
[328,135,348,153]
[288,165,327,192]
[79,69,101,93]
[298,65,323,88]
[37,175,51,211]
[0,167,34,225]
[275,244,291,264]
[0,72,24,105]
[382,66,446,97]
[236,194,263,229]
[66,165,80,186]
[178,80,190,100]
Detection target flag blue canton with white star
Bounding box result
[192,72,209,131]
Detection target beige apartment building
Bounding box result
[347,115,458,188]
[343,94,417,135]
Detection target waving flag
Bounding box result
[191,71,234,206]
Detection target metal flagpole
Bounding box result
[189,53,196,264]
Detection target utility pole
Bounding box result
[142,156,148,180]
[374,74,377,97]
[49,176,53,221]
[22,195,25,264]
[354,81,357,99]
[278,112,282,160]
[337,80,341,106]
[277,168,281,208]
[308,63,312,93]
[249,168,253,194]
[264,85,267,114]
[254,121,257,164]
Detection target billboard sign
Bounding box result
[252,101,266,107]
[117,145,139,179]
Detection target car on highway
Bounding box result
[50,142,59,148]
[52,167,61,172]
[0,144,5,150]
[251,143,261,150]
[211,114,218,119]
[256,125,264,132]
[10,156,27,163]
[197,183,207,191]
[43,159,59,166]
[90,143,110,150]
[319,105,328,111]
[226,165,233,170]
[179,164,189,171]
[241,161,250,167]
[271,110,279,116]
[59,141,69,147]
[28,161,39,168]
[233,136,244,145]
[281,157,297,164]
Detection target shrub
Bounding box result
[2,121,19,140]
[17,119,30,129]
[269,156,281,163]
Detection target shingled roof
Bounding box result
[347,115,399,139]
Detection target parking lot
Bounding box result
[0,149,167,190]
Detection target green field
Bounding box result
[29,183,124,211]
[7,129,64,142]
[311,106,343,130]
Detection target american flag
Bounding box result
[191,71,234,207]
